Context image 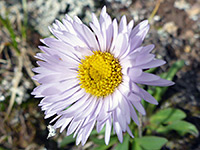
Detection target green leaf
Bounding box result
[22,0,28,40]
[150,108,186,125]
[162,60,185,80]
[0,14,20,54]
[154,60,184,102]
[166,120,199,137]
[115,133,130,150]
[92,137,118,150]
[91,137,105,145]
[59,134,75,148]
[90,127,105,136]
[132,140,143,150]
[145,67,157,73]
[135,136,168,150]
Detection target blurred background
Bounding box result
[0,0,199,150]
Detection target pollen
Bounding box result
[77,51,122,97]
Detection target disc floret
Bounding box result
[78,51,122,97]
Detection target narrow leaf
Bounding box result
[92,137,118,150]
[135,136,168,150]
[154,60,184,101]
[59,134,75,148]
[150,108,186,125]
[166,120,199,137]
[115,133,130,150]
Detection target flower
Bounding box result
[32,6,174,145]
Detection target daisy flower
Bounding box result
[32,6,174,145]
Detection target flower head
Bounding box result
[32,6,174,145]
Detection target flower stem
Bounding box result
[138,113,143,138]
[148,0,161,22]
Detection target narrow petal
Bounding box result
[75,98,97,120]
[127,100,139,125]
[112,33,129,58]
[119,15,127,34]
[106,24,113,50]
[114,121,123,143]
[115,108,126,131]
[73,120,84,138]
[126,125,134,138]
[59,94,90,117]
[132,72,160,83]
[127,92,141,103]
[76,130,83,145]
[96,120,106,133]
[137,59,166,69]
[141,78,175,86]
[132,54,155,67]
[130,23,150,50]
[73,22,99,51]
[138,88,158,105]
[108,90,122,111]
[131,101,146,115]
[105,117,112,145]
[67,119,82,136]
[97,97,109,121]
[81,119,96,145]
[128,68,143,80]
[91,13,100,30]
[130,20,149,38]
[110,19,118,52]
[90,23,105,51]
[127,20,134,35]
[60,117,73,133]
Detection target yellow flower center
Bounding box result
[78,51,122,97]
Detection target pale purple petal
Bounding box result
[131,101,146,115]
[138,87,158,105]
[141,78,175,86]
[137,59,166,69]
[132,72,160,83]
[114,121,123,143]
[112,33,129,58]
[81,119,96,145]
[130,23,150,50]
[105,117,112,145]
[128,68,143,79]
[119,15,127,34]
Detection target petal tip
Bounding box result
[169,81,175,86]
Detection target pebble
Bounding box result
[184,30,194,39]
[153,15,161,21]
[174,0,191,10]
[114,0,132,6]
[163,22,178,35]
[0,95,5,101]
[186,4,200,21]
[184,45,191,53]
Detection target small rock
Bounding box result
[184,30,194,39]
[0,95,5,102]
[174,0,190,10]
[114,0,132,7]
[154,15,161,21]
[163,22,178,35]
[186,4,200,21]
[184,45,191,53]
